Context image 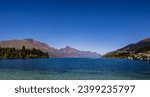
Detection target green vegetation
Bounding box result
[0,46,49,59]
[106,50,150,61]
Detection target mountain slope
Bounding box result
[0,39,101,58]
[59,46,101,58]
[0,38,59,57]
[103,37,150,60]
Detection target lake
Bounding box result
[0,58,150,80]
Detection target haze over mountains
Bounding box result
[0,39,101,58]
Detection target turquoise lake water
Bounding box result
[0,58,150,80]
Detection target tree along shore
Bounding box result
[0,46,49,59]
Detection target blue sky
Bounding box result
[0,0,150,54]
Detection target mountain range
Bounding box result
[0,39,101,58]
[103,37,150,60]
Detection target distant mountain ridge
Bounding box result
[0,39,101,58]
[103,37,150,60]
[59,46,100,58]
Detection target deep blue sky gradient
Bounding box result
[0,0,150,54]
